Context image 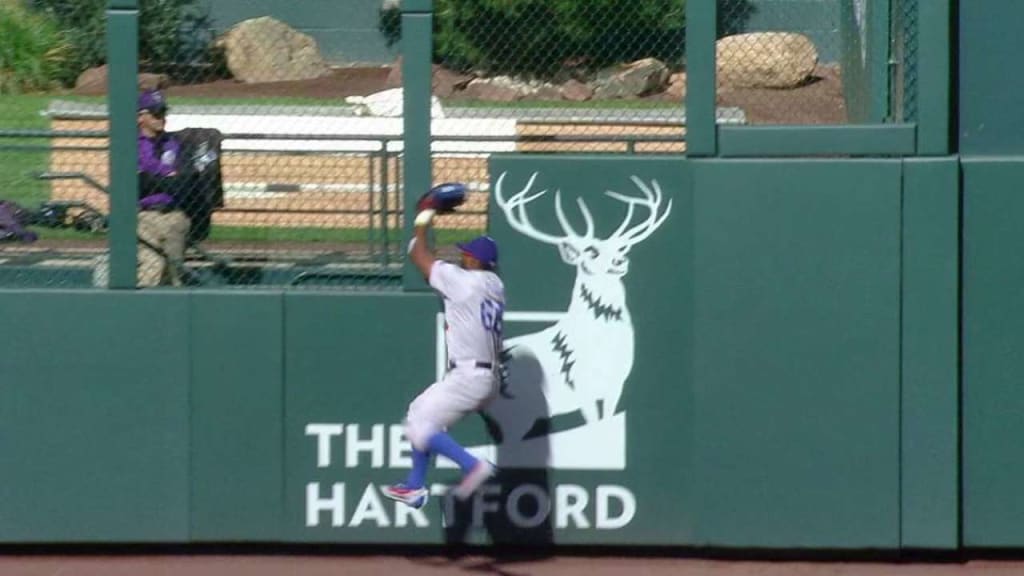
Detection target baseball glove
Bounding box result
[417,182,467,214]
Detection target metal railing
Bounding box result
[0,128,687,290]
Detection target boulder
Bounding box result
[433,66,475,98]
[559,79,594,102]
[216,16,330,83]
[138,73,169,92]
[716,32,818,89]
[665,72,687,99]
[461,78,521,102]
[533,84,563,101]
[73,66,108,94]
[73,65,169,95]
[592,58,669,99]
[385,57,474,98]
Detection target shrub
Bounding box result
[381,0,758,80]
[0,1,71,94]
[381,0,685,79]
[29,0,224,85]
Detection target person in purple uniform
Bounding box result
[136,89,190,287]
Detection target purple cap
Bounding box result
[138,89,168,113]
[457,235,498,268]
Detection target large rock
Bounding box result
[716,32,818,89]
[461,78,522,102]
[665,72,687,100]
[560,79,594,102]
[216,17,330,83]
[73,65,169,95]
[385,57,475,98]
[592,58,669,99]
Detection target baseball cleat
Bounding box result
[453,460,496,500]
[382,484,429,509]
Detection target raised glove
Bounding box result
[417,182,467,215]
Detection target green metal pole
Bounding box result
[401,0,434,290]
[107,0,139,289]
[685,0,718,156]
[915,0,953,155]
[868,0,892,122]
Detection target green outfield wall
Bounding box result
[10,0,1024,554]
[0,155,963,549]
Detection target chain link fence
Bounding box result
[3,0,406,291]
[718,0,848,125]
[0,0,108,289]
[1,0,925,289]
[409,0,696,238]
[716,0,919,126]
[889,0,918,122]
[131,4,406,291]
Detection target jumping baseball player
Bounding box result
[383,186,504,509]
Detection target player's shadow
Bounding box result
[441,353,554,551]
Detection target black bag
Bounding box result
[164,127,225,244]
[0,200,38,243]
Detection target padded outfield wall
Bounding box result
[9,0,1024,553]
[0,155,957,549]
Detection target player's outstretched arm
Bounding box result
[408,208,436,280]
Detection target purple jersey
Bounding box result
[138,133,180,177]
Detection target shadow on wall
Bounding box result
[441,353,554,548]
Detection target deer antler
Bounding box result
[604,176,673,246]
[555,190,596,240]
[495,171,592,244]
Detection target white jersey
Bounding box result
[429,261,505,367]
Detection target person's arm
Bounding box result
[408,209,437,280]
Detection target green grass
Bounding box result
[0,93,58,128]
[0,152,48,206]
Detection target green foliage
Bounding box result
[0,1,71,94]
[28,0,224,85]
[382,0,687,79]
[719,0,756,38]
[380,0,758,79]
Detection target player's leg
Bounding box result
[382,383,442,508]
[416,370,498,499]
[382,446,431,508]
[392,372,497,502]
[404,447,430,489]
[427,430,494,500]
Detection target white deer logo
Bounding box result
[480,170,672,463]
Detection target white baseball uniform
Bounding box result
[404,260,506,451]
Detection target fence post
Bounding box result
[685,0,718,157]
[915,0,952,155]
[106,0,139,289]
[401,0,434,290]
[869,0,892,122]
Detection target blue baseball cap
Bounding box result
[457,235,498,268]
[138,89,168,113]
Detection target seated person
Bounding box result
[137,89,191,287]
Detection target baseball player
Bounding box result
[383,199,504,509]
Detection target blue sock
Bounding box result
[404,448,429,490]
[427,431,478,473]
